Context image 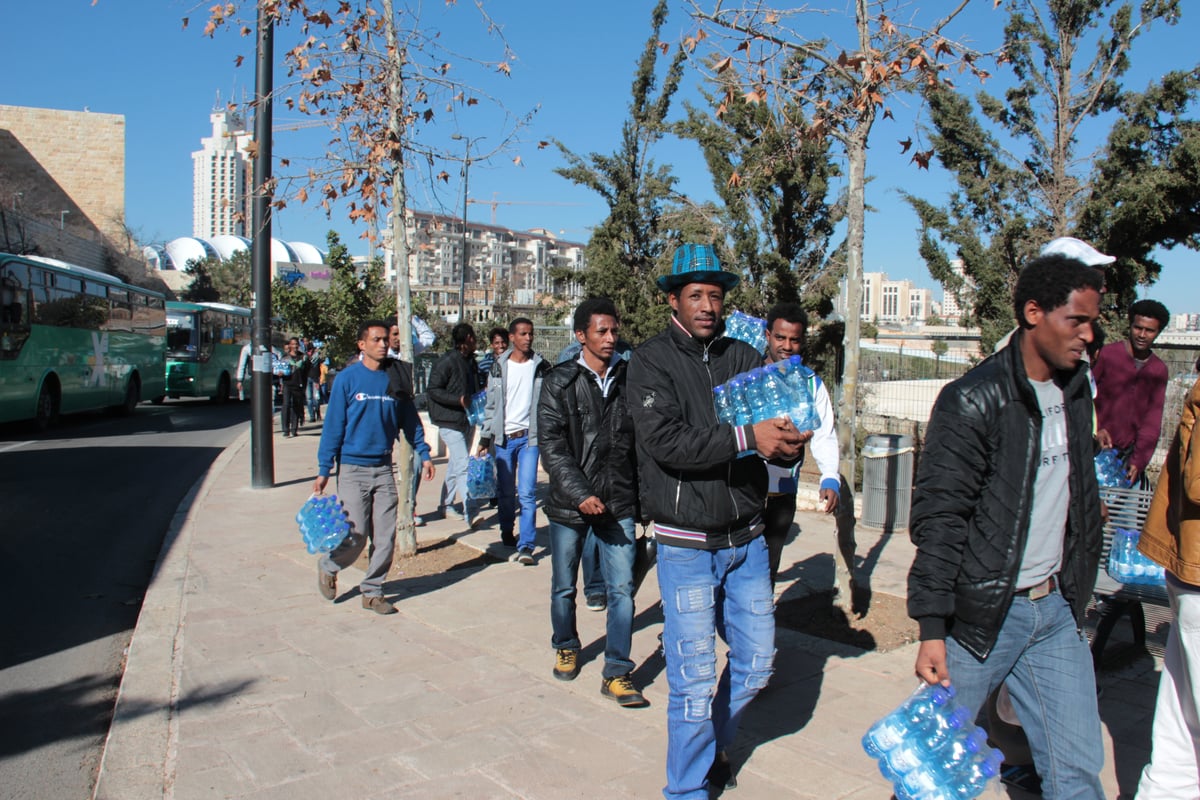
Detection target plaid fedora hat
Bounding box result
[656,244,741,293]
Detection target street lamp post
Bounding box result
[450,134,484,323]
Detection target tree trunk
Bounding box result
[383,0,417,558]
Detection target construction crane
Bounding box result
[467,193,583,225]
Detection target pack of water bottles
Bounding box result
[467,390,487,427]
[1107,527,1166,586]
[466,453,497,500]
[1094,448,1133,489]
[724,310,768,353]
[296,494,352,554]
[862,683,1003,800]
[712,354,821,433]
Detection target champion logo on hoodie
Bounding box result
[353,392,394,403]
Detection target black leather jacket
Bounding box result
[907,333,1103,660]
[426,349,479,433]
[627,318,772,549]
[537,358,637,524]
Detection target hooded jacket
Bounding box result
[907,332,1104,660]
[479,349,549,448]
[538,357,638,525]
[627,316,774,549]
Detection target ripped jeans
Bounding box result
[655,537,776,799]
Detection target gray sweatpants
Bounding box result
[318,462,398,597]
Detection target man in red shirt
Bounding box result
[1092,299,1171,485]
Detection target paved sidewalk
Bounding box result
[94,421,1163,799]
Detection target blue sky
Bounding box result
[5,1,1197,314]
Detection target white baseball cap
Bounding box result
[1040,236,1115,268]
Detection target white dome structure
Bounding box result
[163,237,219,271]
[147,236,327,270]
[287,241,326,264]
[208,235,251,261]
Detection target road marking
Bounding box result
[0,441,32,453]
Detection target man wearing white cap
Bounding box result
[993,237,1114,353]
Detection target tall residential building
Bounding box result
[940,258,975,321]
[192,110,252,238]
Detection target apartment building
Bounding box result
[382,209,587,323]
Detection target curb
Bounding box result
[92,428,252,800]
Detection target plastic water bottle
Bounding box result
[297,494,351,554]
[864,684,1002,800]
[1094,449,1132,488]
[713,384,735,424]
[759,366,794,421]
[862,683,956,757]
[725,311,768,353]
[467,455,497,499]
[778,355,820,431]
[467,390,487,427]
[743,368,768,420]
[880,706,972,779]
[727,376,754,426]
[1109,528,1166,585]
[890,725,987,796]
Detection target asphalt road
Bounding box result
[0,399,250,800]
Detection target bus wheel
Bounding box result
[120,376,141,415]
[213,373,231,404]
[35,380,60,431]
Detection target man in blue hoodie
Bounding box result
[313,319,435,615]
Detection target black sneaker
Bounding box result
[707,750,737,789]
[513,548,535,566]
[586,594,607,612]
[500,531,517,547]
[553,648,580,681]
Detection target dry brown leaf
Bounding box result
[714,56,732,74]
[898,138,912,154]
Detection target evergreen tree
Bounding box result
[552,0,685,342]
[676,72,840,318]
[905,0,1195,348]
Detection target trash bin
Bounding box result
[861,433,915,532]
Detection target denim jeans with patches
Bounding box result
[655,538,776,800]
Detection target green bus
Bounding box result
[0,253,167,429]
[164,301,252,402]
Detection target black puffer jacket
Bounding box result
[627,317,772,549]
[907,333,1103,660]
[425,349,479,433]
[538,358,637,524]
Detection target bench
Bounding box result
[1090,487,1169,667]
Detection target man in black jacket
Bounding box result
[908,254,1106,800]
[426,323,480,526]
[628,244,804,799]
[539,297,646,707]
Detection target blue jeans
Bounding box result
[438,426,473,514]
[656,538,776,800]
[946,591,1105,800]
[549,518,636,678]
[494,435,539,550]
[306,379,321,418]
[582,529,606,597]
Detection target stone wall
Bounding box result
[0,104,127,249]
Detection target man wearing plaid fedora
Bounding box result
[628,244,806,799]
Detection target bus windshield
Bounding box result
[166,310,198,359]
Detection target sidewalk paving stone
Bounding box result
[93,419,1166,800]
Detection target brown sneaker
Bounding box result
[362,594,397,615]
[553,648,580,681]
[317,567,336,601]
[601,674,648,707]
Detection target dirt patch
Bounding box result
[775,590,918,652]
[381,537,504,580]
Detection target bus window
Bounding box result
[108,288,133,332]
[0,262,31,356]
[166,309,197,358]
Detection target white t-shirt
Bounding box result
[504,358,537,434]
[1017,378,1070,589]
